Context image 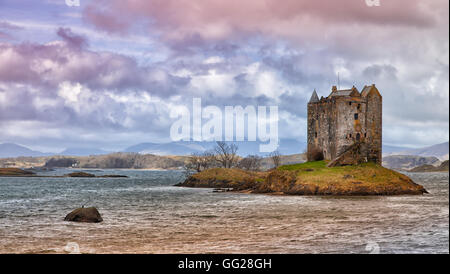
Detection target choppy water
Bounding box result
[0,169,448,254]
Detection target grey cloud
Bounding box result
[57,27,87,49]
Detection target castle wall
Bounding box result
[335,97,367,159]
[364,92,382,164]
[307,99,337,160]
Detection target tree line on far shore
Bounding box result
[32,142,290,172]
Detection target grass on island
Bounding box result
[267,160,425,194]
[187,168,266,184]
[181,160,427,195]
[278,160,412,185]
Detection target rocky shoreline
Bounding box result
[0,168,128,178]
[176,161,428,196]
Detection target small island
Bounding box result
[64,172,128,178]
[176,161,427,195]
[0,168,36,176]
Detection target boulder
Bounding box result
[64,207,103,223]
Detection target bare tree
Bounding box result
[269,150,282,168]
[238,155,262,171]
[182,151,216,178]
[185,151,216,173]
[213,141,239,168]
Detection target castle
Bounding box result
[307,84,382,165]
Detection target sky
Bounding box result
[0,0,448,153]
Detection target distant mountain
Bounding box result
[0,143,52,158]
[409,160,449,172]
[382,144,415,155]
[59,147,111,156]
[382,155,441,170]
[384,142,449,161]
[124,141,207,156]
[400,142,449,160]
[124,139,306,156]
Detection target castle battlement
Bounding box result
[307,84,382,164]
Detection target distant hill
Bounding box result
[59,147,111,156]
[382,144,415,155]
[401,142,449,160]
[0,143,52,158]
[124,139,306,156]
[3,140,446,161]
[384,142,449,160]
[124,141,207,156]
[382,155,441,170]
[409,160,449,172]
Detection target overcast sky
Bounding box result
[0,0,448,152]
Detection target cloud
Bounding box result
[0,21,23,40]
[82,0,439,44]
[0,30,191,95]
[0,21,23,31]
[83,4,130,34]
[56,27,87,49]
[0,2,448,151]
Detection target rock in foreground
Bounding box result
[64,207,103,223]
[177,161,428,196]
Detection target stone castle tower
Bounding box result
[307,84,382,165]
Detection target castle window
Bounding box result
[315,132,317,138]
[364,133,367,138]
[348,102,352,106]
[354,113,358,120]
[356,133,361,141]
[349,133,352,138]
[357,104,361,110]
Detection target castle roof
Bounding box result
[309,90,319,103]
[361,84,381,97]
[329,86,360,98]
[361,85,372,97]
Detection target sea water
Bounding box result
[0,169,448,253]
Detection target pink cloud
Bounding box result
[82,0,440,41]
[83,5,131,34]
[0,28,191,101]
[0,31,13,40]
